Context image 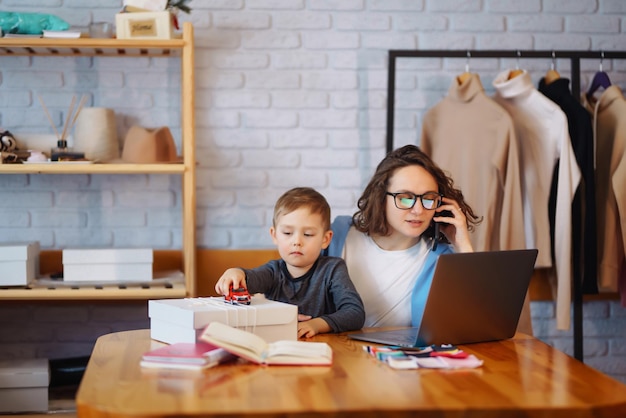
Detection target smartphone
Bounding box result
[432,210,454,251]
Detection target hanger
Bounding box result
[508,51,524,80]
[456,51,472,85]
[586,51,611,100]
[544,51,561,85]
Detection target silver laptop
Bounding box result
[348,249,538,347]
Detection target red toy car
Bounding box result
[225,286,251,305]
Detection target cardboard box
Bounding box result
[149,295,298,344]
[62,248,153,282]
[0,358,49,413]
[116,11,174,40]
[0,242,40,286]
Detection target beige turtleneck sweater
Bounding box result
[421,73,526,253]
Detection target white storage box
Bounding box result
[62,248,153,282]
[0,358,49,413]
[149,295,298,344]
[116,11,174,40]
[0,242,39,286]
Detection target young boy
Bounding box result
[215,187,365,338]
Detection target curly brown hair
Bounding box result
[353,145,481,239]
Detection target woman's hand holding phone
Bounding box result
[433,197,473,253]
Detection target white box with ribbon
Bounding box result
[148,295,298,344]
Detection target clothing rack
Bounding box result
[386,49,626,363]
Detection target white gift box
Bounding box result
[0,358,49,413]
[149,295,298,344]
[62,248,153,282]
[0,242,40,286]
[116,11,174,40]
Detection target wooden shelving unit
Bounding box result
[0,23,196,300]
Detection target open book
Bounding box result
[200,322,333,366]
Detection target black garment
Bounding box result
[539,77,598,294]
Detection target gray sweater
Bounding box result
[242,256,365,333]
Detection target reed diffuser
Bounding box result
[38,94,88,161]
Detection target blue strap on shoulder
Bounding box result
[325,215,352,257]
[411,243,454,328]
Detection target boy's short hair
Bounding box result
[273,187,331,231]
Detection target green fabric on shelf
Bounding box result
[0,12,69,35]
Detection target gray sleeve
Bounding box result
[241,260,281,295]
[300,257,365,333]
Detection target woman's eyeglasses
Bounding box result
[386,192,442,210]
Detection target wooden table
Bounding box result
[76,329,626,418]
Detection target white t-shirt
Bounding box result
[342,227,429,327]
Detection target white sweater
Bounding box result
[493,70,581,330]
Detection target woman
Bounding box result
[326,145,481,328]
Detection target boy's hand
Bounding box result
[297,317,330,338]
[215,268,246,296]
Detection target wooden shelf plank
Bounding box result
[0,163,187,174]
[0,36,185,57]
[0,282,186,300]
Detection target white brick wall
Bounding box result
[0,0,625,384]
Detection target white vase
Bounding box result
[73,107,119,162]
